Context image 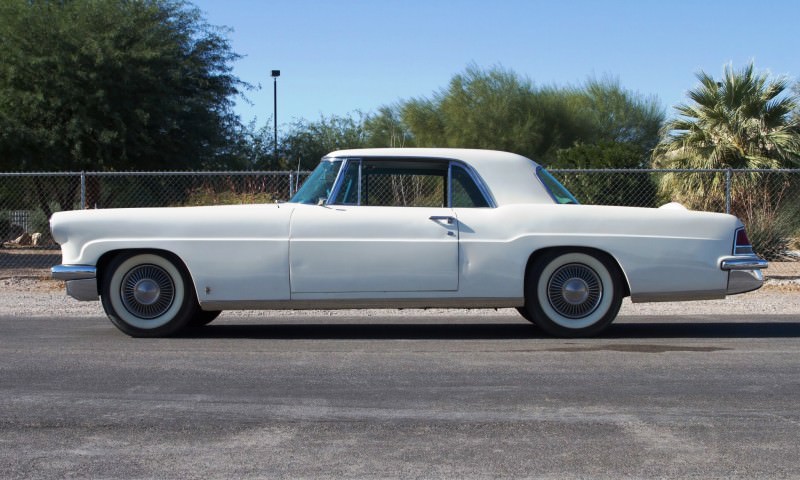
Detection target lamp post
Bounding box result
[271,69,280,165]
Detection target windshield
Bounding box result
[536,167,579,205]
[289,160,342,204]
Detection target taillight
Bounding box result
[734,227,754,255]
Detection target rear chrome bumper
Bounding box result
[720,256,768,295]
[52,265,99,301]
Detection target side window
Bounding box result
[451,165,490,208]
[336,161,360,205]
[361,162,447,207]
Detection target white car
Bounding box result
[50,148,767,337]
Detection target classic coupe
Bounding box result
[50,148,767,337]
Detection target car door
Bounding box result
[288,158,459,294]
[289,205,458,293]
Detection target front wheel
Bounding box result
[523,251,623,337]
[101,252,198,337]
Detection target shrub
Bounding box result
[181,187,274,206]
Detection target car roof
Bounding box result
[323,148,554,205]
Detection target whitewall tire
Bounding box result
[524,250,623,337]
[101,252,198,337]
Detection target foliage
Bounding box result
[279,114,368,170]
[181,187,273,206]
[353,66,663,166]
[271,66,665,171]
[0,0,246,215]
[576,77,664,150]
[651,64,800,256]
[397,65,589,161]
[739,197,800,261]
[550,142,657,207]
[652,62,800,210]
[363,106,414,148]
[731,171,800,260]
[239,119,279,170]
[794,82,800,124]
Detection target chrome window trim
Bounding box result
[447,162,453,207]
[324,156,496,208]
[356,160,362,205]
[449,161,496,208]
[325,158,351,206]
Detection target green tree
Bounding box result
[384,66,663,166]
[548,79,663,207]
[279,114,367,170]
[398,65,589,161]
[577,77,664,150]
[363,106,414,148]
[652,63,800,207]
[0,0,246,213]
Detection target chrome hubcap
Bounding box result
[120,264,175,319]
[547,263,602,319]
[562,278,590,304]
[133,279,161,305]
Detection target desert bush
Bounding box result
[181,186,274,206]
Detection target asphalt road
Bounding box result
[1,313,799,479]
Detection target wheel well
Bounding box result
[524,247,631,298]
[96,249,191,290]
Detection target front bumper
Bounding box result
[720,256,768,295]
[52,265,99,301]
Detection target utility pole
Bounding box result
[271,70,280,165]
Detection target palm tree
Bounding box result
[653,63,800,258]
[653,63,799,209]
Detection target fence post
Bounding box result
[80,171,86,210]
[725,168,732,214]
[288,172,294,198]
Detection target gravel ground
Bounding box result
[2,277,799,319]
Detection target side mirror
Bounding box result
[317,197,327,206]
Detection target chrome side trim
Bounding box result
[65,279,99,301]
[52,264,97,280]
[200,297,522,311]
[719,256,768,271]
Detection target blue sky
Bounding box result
[192,0,799,132]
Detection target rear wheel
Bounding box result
[523,250,623,337]
[101,252,198,337]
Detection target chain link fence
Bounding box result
[549,169,800,263]
[2,169,798,275]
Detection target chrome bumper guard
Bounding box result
[52,265,99,301]
[720,256,768,295]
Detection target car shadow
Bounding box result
[180,319,800,340]
[604,321,800,339]
[182,323,542,340]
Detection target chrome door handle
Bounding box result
[429,215,454,224]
